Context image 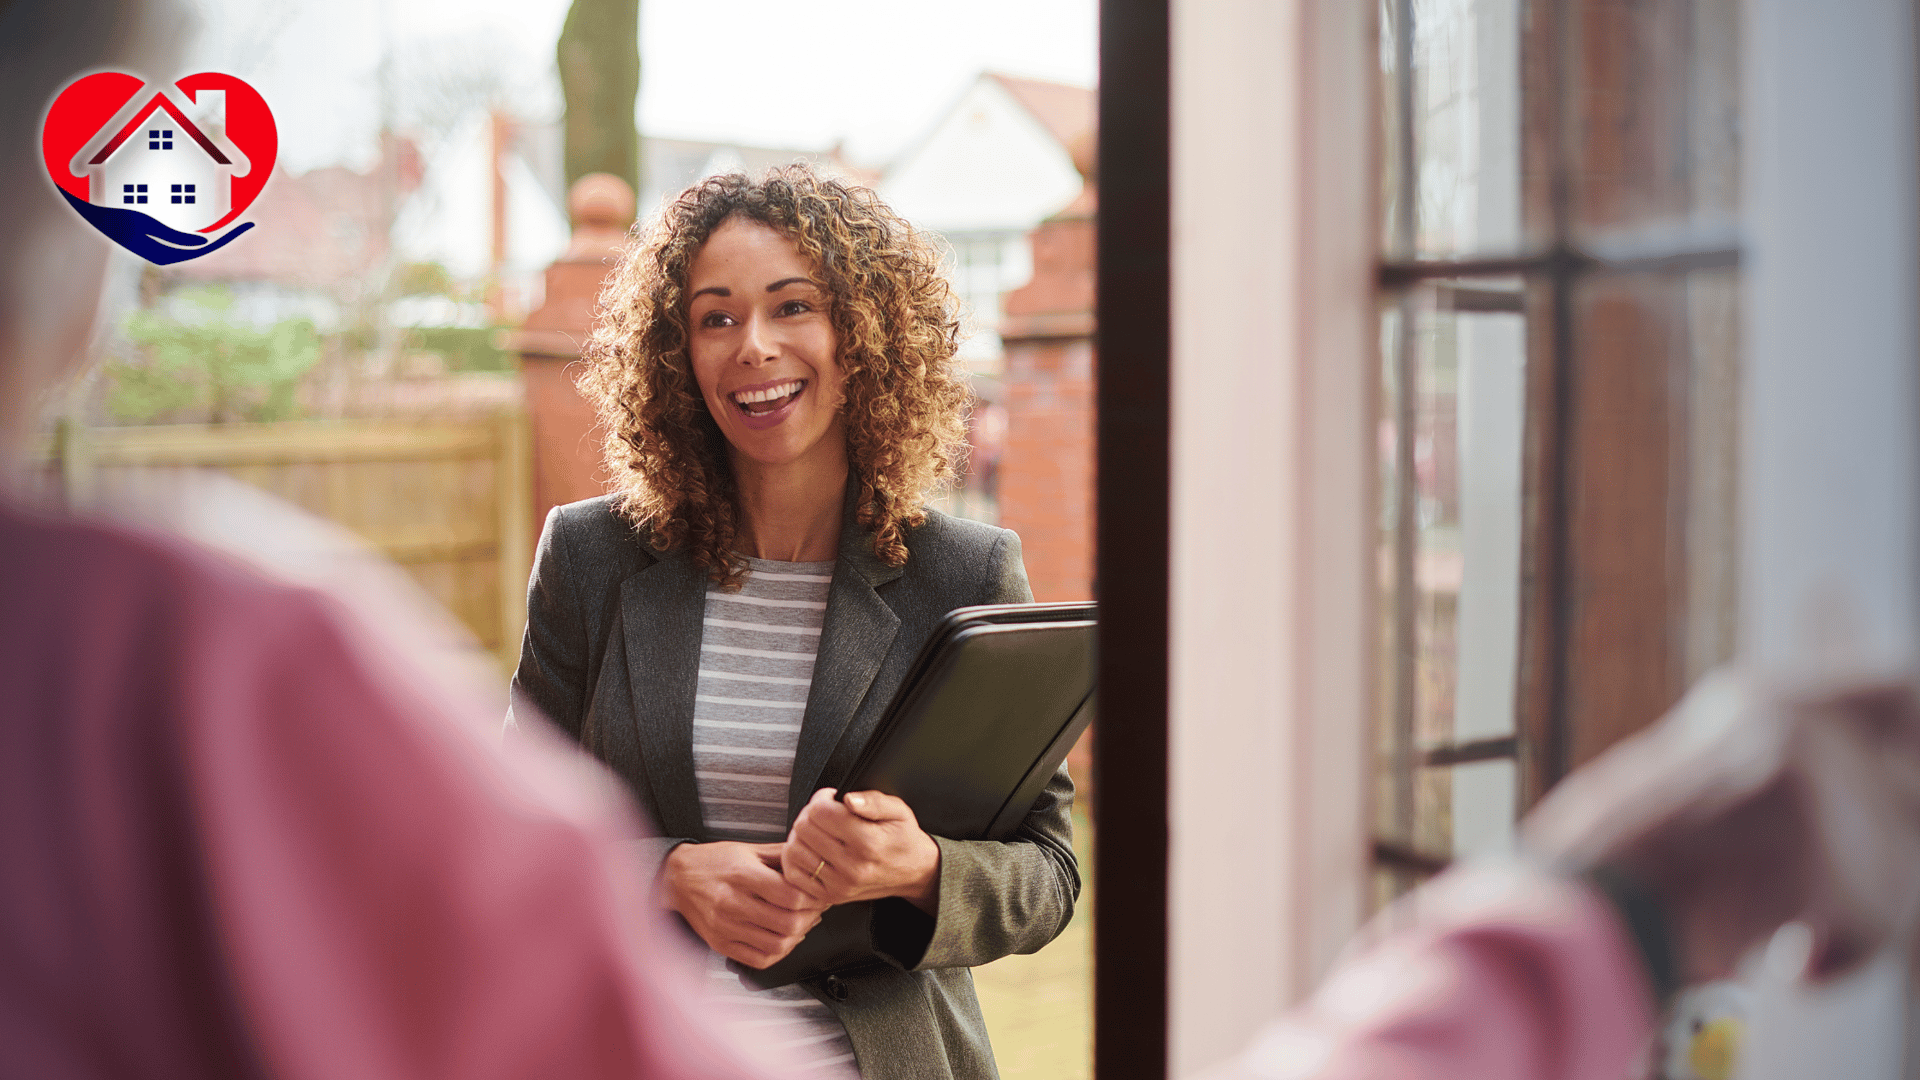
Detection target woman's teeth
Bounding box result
[733,379,805,414]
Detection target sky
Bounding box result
[184,0,1098,174]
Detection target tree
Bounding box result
[557,0,641,194]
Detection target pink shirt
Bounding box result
[0,500,773,1080]
[1224,866,1657,1080]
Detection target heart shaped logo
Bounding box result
[41,71,277,265]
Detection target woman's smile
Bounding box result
[729,377,811,428]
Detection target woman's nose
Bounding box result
[739,313,778,365]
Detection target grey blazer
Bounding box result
[509,488,1080,1080]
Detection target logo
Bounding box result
[41,72,277,265]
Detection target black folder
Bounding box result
[731,602,1097,989]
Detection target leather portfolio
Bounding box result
[731,601,1097,989]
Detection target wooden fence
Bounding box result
[37,414,533,671]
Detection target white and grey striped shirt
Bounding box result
[692,557,858,1078]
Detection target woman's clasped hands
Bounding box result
[659,788,943,969]
[658,840,828,970]
[782,788,943,914]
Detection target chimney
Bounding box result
[188,88,227,134]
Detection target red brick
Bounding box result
[999,195,1097,606]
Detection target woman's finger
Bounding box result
[728,946,773,969]
[843,789,913,823]
[755,852,829,907]
[750,930,808,968]
[794,810,856,853]
[799,798,904,851]
[740,898,819,939]
[714,894,812,949]
[755,876,828,911]
[728,854,809,908]
[782,839,834,899]
[724,934,785,969]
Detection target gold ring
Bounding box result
[811,856,827,882]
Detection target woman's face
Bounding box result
[685,217,848,476]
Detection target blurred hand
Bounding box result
[1524,671,1920,985]
[783,788,943,914]
[659,841,829,969]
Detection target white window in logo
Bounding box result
[121,183,147,205]
[170,183,196,205]
[148,128,173,150]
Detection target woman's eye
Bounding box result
[699,310,734,328]
[777,300,813,316]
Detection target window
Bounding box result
[121,183,148,205]
[171,183,196,205]
[149,128,173,150]
[1373,0,1743,897]
[942,230,1031,371]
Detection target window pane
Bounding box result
[1568,0,1741,248]
[1376,279,1527,887]
[1680,270,1740,682]
[1558,267,1742,767]
[1382,0,1524,259]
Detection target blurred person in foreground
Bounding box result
[1209,670,1920,1080]
[0,3,784,1078]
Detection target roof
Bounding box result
[84,93,231,167]
[986,73,1095,154]
[640,137,842,208]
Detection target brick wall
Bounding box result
[998,192,1097,603]
[1001,338,1096,602]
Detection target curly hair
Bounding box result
[577,165,972,587]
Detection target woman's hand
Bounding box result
[659,840,831,969]
[783,788,943,914]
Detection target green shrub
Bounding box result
[403,325,512,372]
[104,286,321,424]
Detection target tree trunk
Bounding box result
[557,0,640,194]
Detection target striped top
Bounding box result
[692,557,858,1078]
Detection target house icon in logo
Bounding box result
[69,86,251,234]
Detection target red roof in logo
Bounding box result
[86,93,230,167]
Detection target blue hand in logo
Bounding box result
[58,189,254,265]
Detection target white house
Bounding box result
[879,72,1092,370]
[70,86,251,234]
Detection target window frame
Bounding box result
[1372,0,1744,885]
[1093,2,1172,1078]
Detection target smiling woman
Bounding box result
[515,166,1078,1080]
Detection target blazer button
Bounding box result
[822,974,851,1001]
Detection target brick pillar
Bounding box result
[999,189,1098,804]
[503,173,634,544]
[999,190,1097,604]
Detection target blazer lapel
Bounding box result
[787,483,904,817]
[618,550,708,839]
